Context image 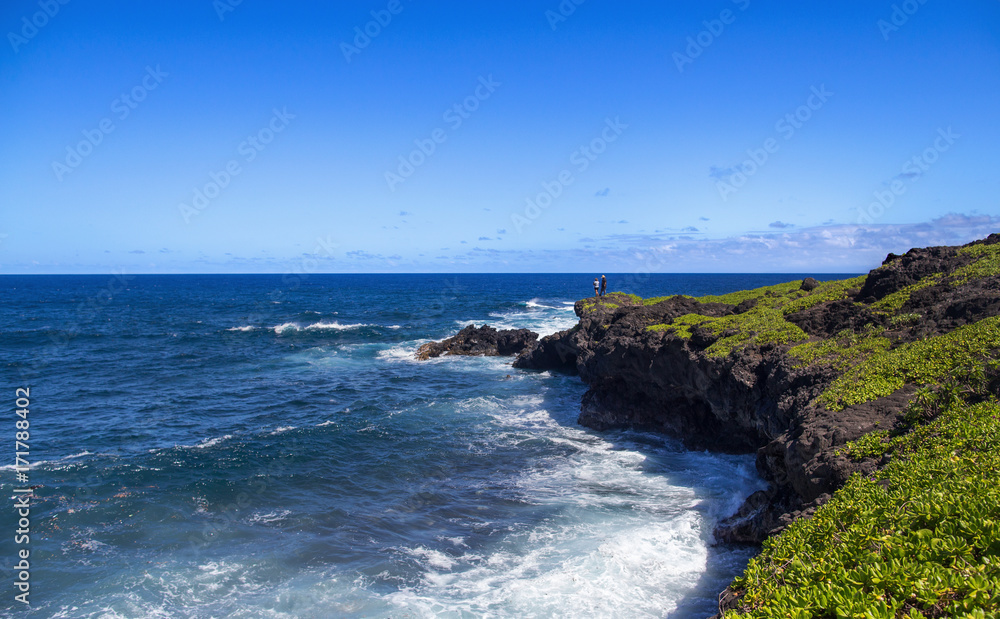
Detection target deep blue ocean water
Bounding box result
[1,273,855,618]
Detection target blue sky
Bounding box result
[1,0,998,273]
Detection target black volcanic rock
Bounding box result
[786,299,881,338]
[513,329,580,372]
[856,242,976,302]
[800,277,820,291]
[416,324,538,361]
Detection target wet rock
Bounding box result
[416,324,538,360]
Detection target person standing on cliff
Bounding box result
[599,275,607,296]
[593,277,600,296]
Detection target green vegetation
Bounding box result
[646,315,698,339]
[724,387,1000,618]
[863,242,1000,316]
[616,292,643,304]
[869,274,943,314]
[953,242,1000,284]
[889,313,923,328]
[643,279,853,357]
[819,316,1000,411]
[696,280,805,307]
[789,326,891,371]
[647,307,808,358]
[579,292,640,314]
[836,429,891,461]
[781,276,868,315]
[642,294,692,305]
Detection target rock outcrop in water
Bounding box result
[416,324,538,360]
[514,235,1000,544]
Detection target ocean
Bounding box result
[1,273,851,618]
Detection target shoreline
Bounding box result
[422,233,1000,615]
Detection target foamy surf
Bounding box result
[8,273,783,618]
[0,450,94,471]
[190,435,233,450]
[305,321,374,331]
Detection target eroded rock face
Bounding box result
[416,324,538,361]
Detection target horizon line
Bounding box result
[0,271,868,276]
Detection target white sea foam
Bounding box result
[271,321,375,334]
[387,513,713,617]
[270,426,296,435]
[305,321,372,331]
[467,299,578,338]
[247,509,292,525]
[524,298,565,310]
[189,435,233,450]
[377,341,429,363]
[402,546,459,571]
[373,387,765,618]
[0,450,94,471]
[226,325,256,332]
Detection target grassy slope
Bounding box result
[599,243,1000,617]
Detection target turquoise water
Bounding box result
[1,274,847,617]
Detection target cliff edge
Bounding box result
[514,234,1000,546]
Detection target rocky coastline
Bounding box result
[417,234,1000,612]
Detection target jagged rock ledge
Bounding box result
[415,324,537,360]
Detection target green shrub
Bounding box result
[836,429,893,461]
[952,243,1000,284]
[789,326,891,370]
[696,280,805,308]
[642,294,692,305]
[646,312,706,339]
[819,316,1000,411]
[647,308,807,357]
[890,313,923,328]
[781,275,868,315]
[869,274,943,314]
[725,397,1000,618]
